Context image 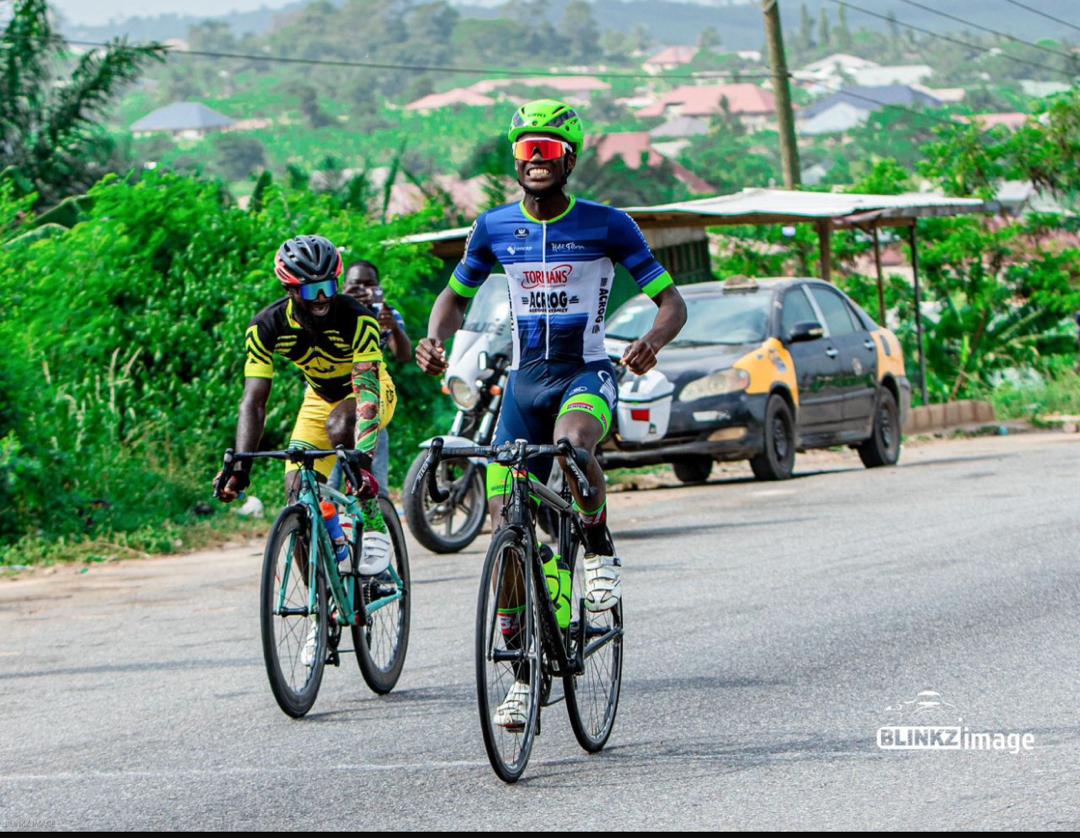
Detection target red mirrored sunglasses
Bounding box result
[512,138,573,162]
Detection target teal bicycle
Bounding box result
[216,446,410,717]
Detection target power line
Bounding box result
[66,40,776,82]
[825,0,1075,78]
[1002,0,1080,35]
[897,0,1076,61]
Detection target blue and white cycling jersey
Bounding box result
[449,196,674,369]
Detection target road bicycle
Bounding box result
[215,446,410,717]
[414,437,623,782]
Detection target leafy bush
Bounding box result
[0,171,450,561]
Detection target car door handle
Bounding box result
[825,347,838,359]
[864,339,875,350]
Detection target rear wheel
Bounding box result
[858,388,901,468]
[564,531,623,753]
[476,527,541,783]
[672,456,713,484]
[261,507,327,718]
[404,453,486,553]
[353,497,411,694]
[750,394,796,481]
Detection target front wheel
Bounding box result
[261,506,327,718]
[750,394,796,481]
[404,453,487,553]
[353,497,411,694]
[476,527,541,783]
[857,388,901,468]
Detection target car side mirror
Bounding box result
[787,320,825,344]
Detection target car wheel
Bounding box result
[672,456,713,484]
[750,394,796,481]
[857,388,901,468]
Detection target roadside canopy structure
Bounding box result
[402,188,995,403]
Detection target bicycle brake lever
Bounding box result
[213,449,235,499]
[415,438,450,503]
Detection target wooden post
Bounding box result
[872,225,886,324]
[817,220,832,283]
[907,223,930,406]
[762,0,801,189]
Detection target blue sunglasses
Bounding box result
[298,279,338,301]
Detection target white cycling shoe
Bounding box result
[583,553,622,613]
[492,680,531,730]
[358,531,392,576]
[301,618,318,667]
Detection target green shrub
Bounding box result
[0,170,450,561]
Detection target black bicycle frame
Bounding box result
[416,437,623,678]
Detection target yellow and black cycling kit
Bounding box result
[244,296,396,476]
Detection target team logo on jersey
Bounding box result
[551,241,585,253]
[514,227,529,239]
[521,264,573,289]
[598,370,617,404]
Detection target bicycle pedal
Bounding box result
[326,648,340,667]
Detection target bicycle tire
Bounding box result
[353,497,411,694]
[404,454,487,553]
[563,532,623,753]
[476,527,541,783]
[261,505,328,718]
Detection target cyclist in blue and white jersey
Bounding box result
[417,100,686,724]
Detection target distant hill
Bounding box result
[61,0,1079,46]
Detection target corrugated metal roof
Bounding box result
[623,188,989,222]
[130,102,234,132]
[397,188,992,255]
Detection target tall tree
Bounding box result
[562,0,601,65]
[0,0,165,205]
[835,4,852,50]
[817,8,831,50]
[798,3,814,52]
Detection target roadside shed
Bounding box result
[401,188,994,403]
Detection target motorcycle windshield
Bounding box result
[462,274,511,336]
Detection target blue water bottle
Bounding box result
[320,501,351,565]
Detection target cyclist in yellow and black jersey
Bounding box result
[216,235,395,504]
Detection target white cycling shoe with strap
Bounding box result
[301,618,318,667]
[583,552,622,612]
[492,680,531,730]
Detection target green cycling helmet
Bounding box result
[507,99,585,154]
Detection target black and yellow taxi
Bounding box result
[600,275,911,482]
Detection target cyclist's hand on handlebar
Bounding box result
[347,467,381,501]
[416,337,448,376]
[213,471,249,503]
[620,338,658,375]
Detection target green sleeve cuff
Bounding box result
[449,276,479,298]
[641,271,674,299]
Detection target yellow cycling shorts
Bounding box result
[286,366,397,478]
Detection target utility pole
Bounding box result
[762,0,801,189]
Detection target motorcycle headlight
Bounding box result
[678,368,750,402]
[447,375,480,410]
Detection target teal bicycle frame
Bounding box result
[282,463,405,628]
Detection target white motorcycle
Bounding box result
[404,275,512,553]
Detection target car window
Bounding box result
[609,291,771,346]
[781,287,818,338]
[808,286,858,337]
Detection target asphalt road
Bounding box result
[2,432,1078,830]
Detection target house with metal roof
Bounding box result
[130,102,235,139]
[637,84,776,131]
[798,85,943,136]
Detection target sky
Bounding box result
[53,1,301,26]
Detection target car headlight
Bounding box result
[678,368,750,401]
[447,375,480,410]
